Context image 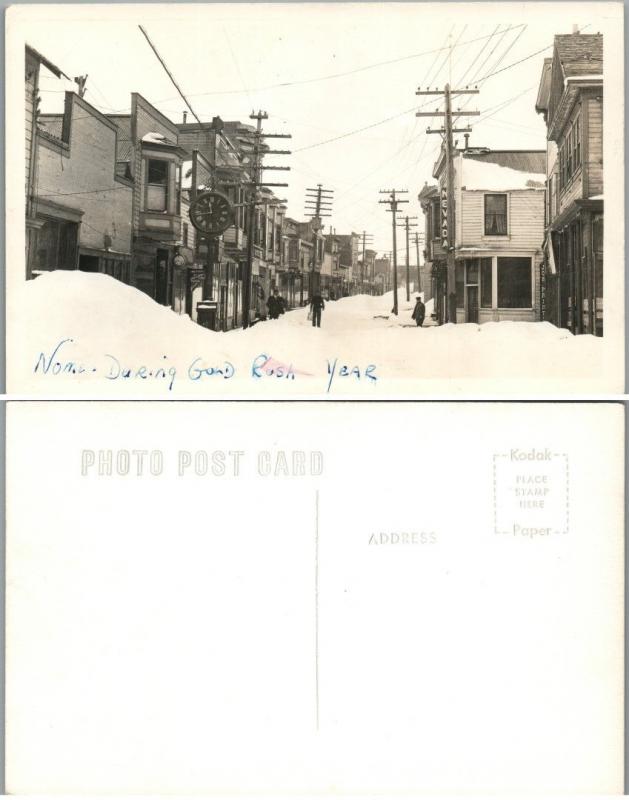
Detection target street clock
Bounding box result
[189,191,234,236]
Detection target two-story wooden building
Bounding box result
[31,90,133,281]
[421,147,546,324]
[107,94,189,307]
[25,45,67,279]
[536,32,603,336]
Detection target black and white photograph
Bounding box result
[4,4,626,795]
[6,2,624,395]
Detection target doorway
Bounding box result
[466,286,479,323]
[79,254,100,273]
[155,249,171,306]
[465,259,480,323]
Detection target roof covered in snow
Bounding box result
[461,151,546,191]
[463,150,545,173]
[142,131,177,146]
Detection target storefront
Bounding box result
[133,238,176,305]
[29,200,82,274]
[546,199,603,336]
[454,252,540,323]
[77,246,132,284]
[172,257,242,331]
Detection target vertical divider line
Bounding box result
[315,487,319,732]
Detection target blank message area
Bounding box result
[7,471,318,791]
[6,402,623,794]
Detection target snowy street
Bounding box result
[10,272,608,397]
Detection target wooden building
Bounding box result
[421,148,546,325]
[107,94,189,306]
[418,183,444,317]
[536,32,603,335]
[30,89,133,281]
[25,45,67,279]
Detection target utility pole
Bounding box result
[236,111,292,329]
[396,215,418,301]
[414,231,425,295]
[305,185,333,298]
[416,84,479,323]
[379,190,409,315]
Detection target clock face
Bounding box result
[189,191,234,236]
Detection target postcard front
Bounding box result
[6,401,624,793]
[5,2,625,397]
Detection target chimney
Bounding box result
[464,133,470,149]
[182,110,188,123]
[572,24,579,34]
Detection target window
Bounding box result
[574,116,580,169]
[183,223,189,247]
[497,257,532,308]
[558,114,581,191]
[147,159,169,212]
[484,194,507,236]
[480,257,492,307]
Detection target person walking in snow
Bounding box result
[267,289,286,320]
[310,292,325,328]
[412,295,425,327]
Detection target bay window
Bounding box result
[146,159,169,212]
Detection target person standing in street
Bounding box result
[266,288,286,320]
[310,292,325,328]
[412,295,426,327]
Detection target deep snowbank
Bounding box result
[9,271,607,397]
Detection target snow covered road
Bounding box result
[8,271,612,397]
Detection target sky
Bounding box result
[21,2,608,258]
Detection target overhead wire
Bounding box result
[454,24,499,86]
[160,24,528,102]
[298,23,458,228]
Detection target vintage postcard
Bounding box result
[5,2,625,397]
[5,401,624,793]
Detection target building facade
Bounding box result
[25,45,67,279]
[107,94,189,307]
[422,147,546,325]
[373,256,392,294]
[536,32,603,335]
[31,91,133,281]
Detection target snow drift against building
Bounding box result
[10,272,606,397]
